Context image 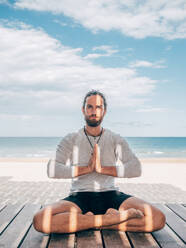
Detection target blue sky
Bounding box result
[0,0,186,137]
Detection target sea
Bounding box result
[0,137,186,158]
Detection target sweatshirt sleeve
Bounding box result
[47,133,76,179]
[114,135,141,178]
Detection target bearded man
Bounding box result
[33,90,165,234]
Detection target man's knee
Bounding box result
[154,209,166,231]
[146,209,166,232]
[33,207,52,234]
[33,212,43,233]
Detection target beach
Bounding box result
[0,158,185,205]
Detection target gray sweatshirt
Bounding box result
[47,128,141,193]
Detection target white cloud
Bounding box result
[0,21,157,117]
[53,19,79,28]
[0,113,40,121]
[84,45,118,59]
[53,19,68,27]
[130,60,166,69]
[14,0,186,39]
[92,45,118,54]
[84,53,104,59]
[136,107,167,113]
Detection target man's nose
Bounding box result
[92,108,97,114]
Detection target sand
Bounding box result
[0,158,185,190]
[0,158,185,204]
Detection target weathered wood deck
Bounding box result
[0,203,185,247]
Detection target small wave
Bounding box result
[153,151,164,154]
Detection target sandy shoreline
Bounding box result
[0,158,185,189]
[0,157,185,204]
[0,157,186,163]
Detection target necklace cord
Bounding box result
[84,126,103,150]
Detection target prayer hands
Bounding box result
[88,144,102,173]
[86,144,117,177]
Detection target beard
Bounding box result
[85,115,103,127]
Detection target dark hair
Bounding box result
[82,90,107,110]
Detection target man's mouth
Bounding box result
[85,115,103,127]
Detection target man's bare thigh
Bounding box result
[41,200,83,216]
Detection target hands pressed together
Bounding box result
[88,144,102,174]
[74,144,117,177]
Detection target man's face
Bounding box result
[82,94,106,127]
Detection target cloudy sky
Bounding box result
[0,0,186,137]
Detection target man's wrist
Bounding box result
[97,166,117,177]
[95,165,102,174]
[73,165,93,177]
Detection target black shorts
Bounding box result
[63,190,132,215]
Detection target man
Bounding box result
[33,90,166,234]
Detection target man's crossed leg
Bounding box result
[33,196,166,234]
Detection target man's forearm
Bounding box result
[47,159,92,179]
[99,161,141,178]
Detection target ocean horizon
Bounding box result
[0,137,186,158]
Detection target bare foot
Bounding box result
[108,208,144,219]
[84,208,144,229]
[105,208,144,223]
[106,208,119,214]
[126,208,144,219]
[84,211,94,216]
[84,211,101,230]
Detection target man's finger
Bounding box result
[92,146,96,158]
[96,144,100,158]
[95,144,99,154]
[92,144,96,157]
[94,144,97,151]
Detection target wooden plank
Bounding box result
[0,204,23,234]
[20,225,49,248]
[20,205,50,248]
[76,230,103,248]
[102,230,131,248]
[48,233,75,248]
[0,204,40,248]
[155,204,186,243]
[127,232,160,248]
[152,224,186,248]
[0,203,185,247]
[166,204,186,221]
